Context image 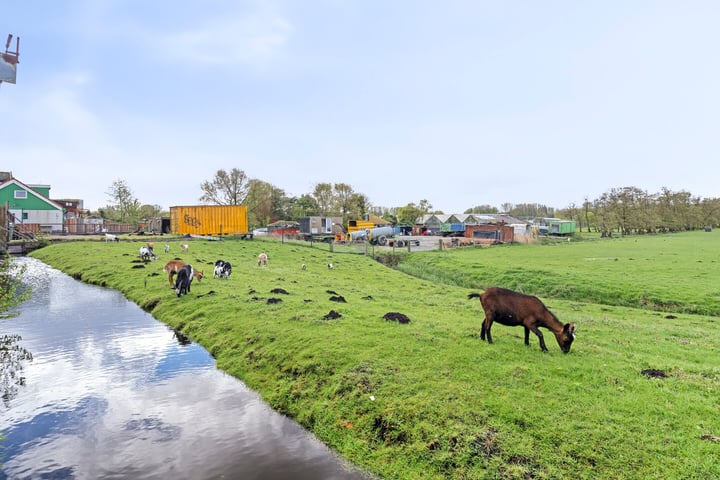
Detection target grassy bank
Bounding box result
[29,234,720,479]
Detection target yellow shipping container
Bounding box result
[170,205,249,236]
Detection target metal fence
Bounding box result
[253,233,500,255]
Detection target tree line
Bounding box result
[557,186,720,237]
[101,170,720,235]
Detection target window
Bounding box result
[14,190,27,199]
[22,212,28,220]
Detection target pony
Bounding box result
[139,245,157,262]
[257,252,268,266]
[174,264,194,297]
[213,260,232,279]
[164,259,203,285]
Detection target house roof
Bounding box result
[416,213,527,226]
[368,213,391,225]
[0,177,64,210]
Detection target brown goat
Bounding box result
[163,259,204,285]
[468,287,576,353]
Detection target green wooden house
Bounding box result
[0,173,64,234]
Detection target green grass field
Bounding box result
[28,231,720,479]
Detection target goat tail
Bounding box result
[467,292,482,300]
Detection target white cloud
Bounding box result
[154,14,293,67]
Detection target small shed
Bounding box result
[465,224,515,244]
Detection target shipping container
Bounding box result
[170,205,249,236]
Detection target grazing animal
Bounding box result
[213,260,232,279]
[467,287,576,353]
[163,259,203,285]
[174,264,194,297]
[105,233,119,242]
[301,263,307,270]
[180,244,189,252]
[139,246,157,262]
[164,244,170,253]
[257,252,268,266]
[327,263,334,269]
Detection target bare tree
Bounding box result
[199,168,249,205]
[105,179,141,223]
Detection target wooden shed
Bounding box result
[465,224,515,244]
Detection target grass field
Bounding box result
[28,231,720,479]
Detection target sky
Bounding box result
[1,1,719,214]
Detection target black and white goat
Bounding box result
[139,245,157,262]
[213,260,232,279]
[175,264,194,297]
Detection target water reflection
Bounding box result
[1,258,371,479]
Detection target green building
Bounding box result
[0,173,64,234]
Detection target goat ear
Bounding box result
[564,322,577,335]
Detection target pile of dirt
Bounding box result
[323,310,342,320]
[383,312,411,324]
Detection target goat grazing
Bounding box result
[180,244,189,252]
[468,287,576,353]
[105,233,119,242]
[257,252,268,266]
[213,260,232,279]
[164,259,203,285]
[174,264,194,297]
[139,245,157,262]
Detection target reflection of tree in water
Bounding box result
[1,334,33,406]
[1,254,33,406]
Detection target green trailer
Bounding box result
[548,220,576,235]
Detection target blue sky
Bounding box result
[1,1,718,213]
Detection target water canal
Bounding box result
[0,257,371,479]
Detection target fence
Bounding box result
[254,233,512,255]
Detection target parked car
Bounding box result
[253,227,268,237]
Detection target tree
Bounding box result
[464,205,499,214]
[290,194,319,218]
[199,168,249,205]
[334,183,355,223]
[0,253,32,405]
[312,183,335,216]
[245,179,275,227]
[347,192,370,221]
[138,204,162,220]
[105,179,141,224]
[396,199,433,225]
[583,197,593,233]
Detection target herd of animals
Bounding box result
[114,235,577,354]
[131,241,270,298]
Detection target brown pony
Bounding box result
[163,259,204,285]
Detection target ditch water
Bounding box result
[0,257,371,479]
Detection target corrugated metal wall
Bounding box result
[170,205,249,236]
